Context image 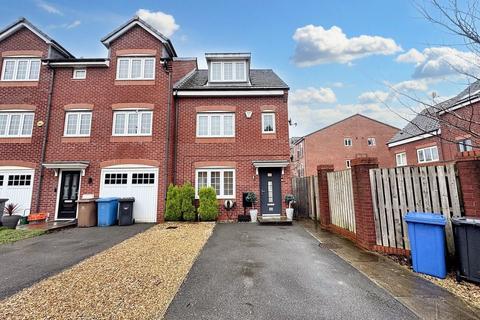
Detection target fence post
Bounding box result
[350,157,379,250]
[317,164,334,228]
[456,151,480,218]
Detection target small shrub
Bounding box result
[180,182,196,221]
[245,192,257,209]
[165,184,182,221]
[285,194,296,208]
[198,187,219,221]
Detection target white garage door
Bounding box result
[99,166,159,223]
[0,167,35,215]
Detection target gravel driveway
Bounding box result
[165,223,417,320]
[0,223,214,319]
[0,224,151,299]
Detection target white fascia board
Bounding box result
[388,130,441,148]
[175,90,284,97]
[439,96,480,115]
[48,61,109,67]
[0,23,50,43]
[102,21,166,46]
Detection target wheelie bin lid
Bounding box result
[119,197,135,203]
[96,197,120,203]
[404,212,446,225]
[452,217,480,226]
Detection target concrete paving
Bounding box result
[165,223,416,320]
[301,220,480,320]
[0,224,151,299]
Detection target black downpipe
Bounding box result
[163,61,173,207]
[35,66,55,212]
[173,98,179,185]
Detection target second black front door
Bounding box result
[58,171,80,219]
[259,168,282,215]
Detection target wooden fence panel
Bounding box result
[292,176,321,219]
[370,163,462,254]
[327,169,356,233]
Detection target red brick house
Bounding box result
[388,82,479,166]
[291,114,398,175]
[0,18,291,222]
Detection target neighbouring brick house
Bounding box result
[291,114,398,175]
[0,18,291,222]
[388,82,480,166]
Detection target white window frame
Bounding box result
[346,160,351,168]
[195,168,235,199]
[344,138,352,146]
[1,57,41,81]
[73,68,86,79]
[262,112,276,133]
[63,111,92,137]
[0,112,34,137]
[112,110,153,136]
[458,138,473,152]
[196,112,235,138]
[367,137,376,146]
[209,60,247,82]
[417,146,439,164]
[396,152,407,167]
[116,57,156,80]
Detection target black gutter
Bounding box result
[35,66,55,212]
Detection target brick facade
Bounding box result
[292,114,398,175]
[175,95,291,220]
[0,19,291,222]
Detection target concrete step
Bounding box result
[257,216,293,225]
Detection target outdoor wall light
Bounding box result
[245,111,253,118]
[88,177,93,184]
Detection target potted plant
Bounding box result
[285,194,296,221]
[245,192,258,222]
[2,203,21,229]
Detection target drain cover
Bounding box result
[166,226,178,230]
[318,242,341,249]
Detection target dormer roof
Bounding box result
[205,52,251,61]
[0,17,74,59]
[101,16,177,57]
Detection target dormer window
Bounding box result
[210,61,246,82]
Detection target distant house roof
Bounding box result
[0,17,74,59]
[174,69,289,90]
[293,114,399,146]
[101,16,177,57]
[388,80,480,145]
[290,137,303,146]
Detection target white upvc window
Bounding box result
[396,152,407,167]
[116,57,155,80]
[344,138,352,146]
[196,113,235,137]
[113,110,153,136]
[346,160,351,168]
[1,58,41,81]
[64,112,92,136]
[0,112,34,137]
[262,113,276,133]
[73,68,86,79]
[458,138,473,152]
[195,168,235,199]
[367,137,376,146]
[210,61,246,82]
[417,146,439,163]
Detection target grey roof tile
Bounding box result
[389,80,480,144]
[175,69,289,90]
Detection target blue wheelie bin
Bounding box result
[96,197,119,227]
[404,212,447,278]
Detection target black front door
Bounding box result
[259,168,282,215]
[58,171,80,219]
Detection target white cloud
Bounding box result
[292,25,402,67]
[358,90,390,103]
[36,0,62,15]
[396,47,480,79]
[136,9,179,37]
[290,87,337,105]
[66,20,81,29]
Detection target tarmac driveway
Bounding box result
[165,223,416,320]
[0,224,151,299]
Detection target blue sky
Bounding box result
[3,0,478,136]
